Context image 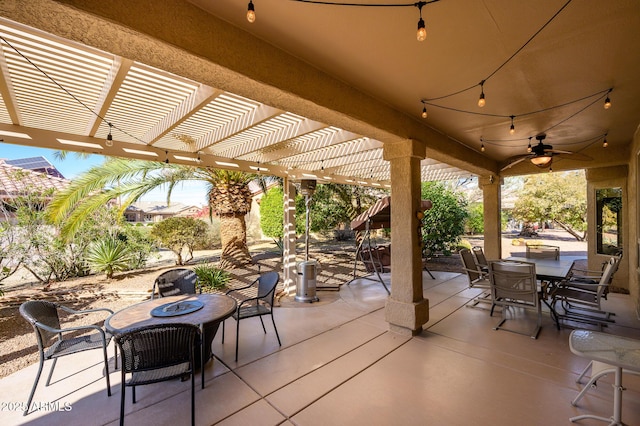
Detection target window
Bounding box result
[596,187,622,255]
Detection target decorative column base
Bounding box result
[385,297,430,336]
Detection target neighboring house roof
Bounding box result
[4,156,65,179]
[0,160,69,199]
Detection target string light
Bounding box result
[420,0,572,107]
[509,115,515,135]
[421,105,428,119]
[603,135,608,148]
[105,122,113,147]
[477,80,486,107]
[416,2,426,42]
[480,137,485,152]
[604,89,612,109]
[247,0,256,23]
[527,137,532,153]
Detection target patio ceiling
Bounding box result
[0,0,639,183]
[0,17,468,187]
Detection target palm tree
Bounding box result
[46,158,261,268]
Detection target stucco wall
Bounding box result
[628,126,640,318]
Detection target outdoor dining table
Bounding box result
[105,293,237,387]
[505,256,575,285]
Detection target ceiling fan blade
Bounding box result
[553,152,592,161]
[500,155,530,171]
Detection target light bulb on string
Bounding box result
[604,89,612,109]
[509,116,515,135]
[477,81,486,107]
[416,2,426,42]
[105,122,113,147]
[480,137,485,152]
[247,0,256,23]
[421,105,427,119]
[527,137,532,153]
[603,136,608,148]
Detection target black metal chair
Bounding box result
[19,300,115,416]
[151,268,201,299]
[115,323,201,426]
[222,271,281,361]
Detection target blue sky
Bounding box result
[0,142,208,206]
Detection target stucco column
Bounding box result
[283,178,297,295]
[479,175,502,260]
[383,139,429,336]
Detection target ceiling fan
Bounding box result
[500,134,592,171]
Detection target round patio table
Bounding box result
[105,294,236,387]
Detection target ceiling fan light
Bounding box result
[530,155,552,167]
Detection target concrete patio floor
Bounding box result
[2,270,639,426]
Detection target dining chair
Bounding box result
[115,323,201,426]
[222,271,281,361]
[471,246,489,272]
[459,248,491,309]
[550,256,617,328]
[19,300,115,416]
[488,260,542,339]
[566,252,622,299]
[151,268,201,299]
[525,244,560,260]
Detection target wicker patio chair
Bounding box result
[19,300,115,416]
[115,323,201,426]
[151,268,201,299]
[222,271,281,361]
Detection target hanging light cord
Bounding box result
[423,0,573,102]
[0,34,146,145]
[290,0,439,8]
[422,87,611,118]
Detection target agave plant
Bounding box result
[193,264,231,290]
[86,237,132,279]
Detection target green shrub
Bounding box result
[151,217,209,265]
[86,237,132,279]
[194,264,231,290]
[456,239,472,251]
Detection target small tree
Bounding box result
[511,171,587,240]
[421,182,468,256]
[151,217,209,265]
